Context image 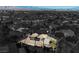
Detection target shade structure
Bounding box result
[49,37,57,49]
[36,41,43,47]
[31,33,38,38]
[20,38,35,46]
[38,34,48,39]
[50,37,57,44]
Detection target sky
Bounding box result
[0,6,79,10]
[16,6,79,10]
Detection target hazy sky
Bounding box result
[16,6,78,10]
[0,6,78,10]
